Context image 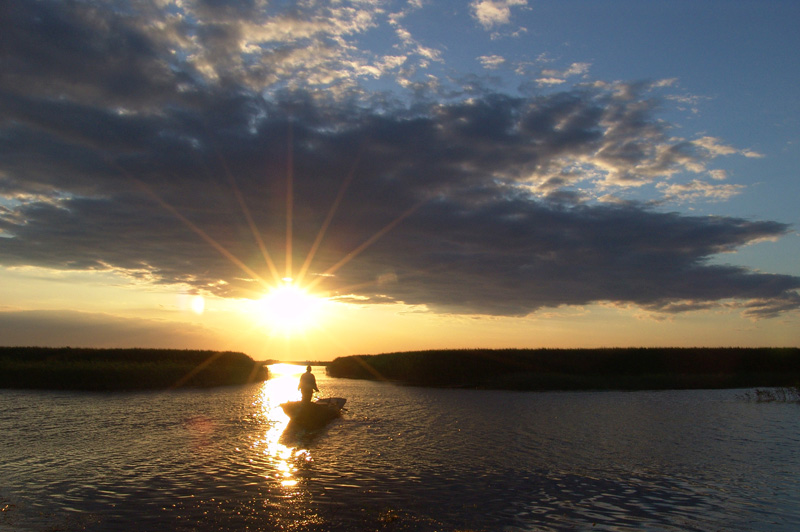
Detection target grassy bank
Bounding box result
[326,347,800,391]
[0,347,268,391]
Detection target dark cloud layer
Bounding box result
[1,0,798,319]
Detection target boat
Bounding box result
[280,397,347,429]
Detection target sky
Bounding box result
[1,0,799,361]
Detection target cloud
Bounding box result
[742,149,765,159]
[479,55,506,69]
[740,292,800,319]
[1,0,798,321]
[390,22,442,67]
[0,0,408,104]
[471,0,528,30]
[657,179,744,203]
[689,136,762,161]
[536,62,591,86]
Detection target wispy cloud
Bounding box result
[536,62,591,86]
[657,179,744,203]
[478,54,506,69]
[471,0,528,30]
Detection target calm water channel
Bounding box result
[1,365,799,531]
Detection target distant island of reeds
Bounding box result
[0,347,268,391]
[326,347,800,391]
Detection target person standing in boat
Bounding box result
[298,365,319,403]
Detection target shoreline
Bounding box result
[326,347,800,391]
[4,346,799,392]
[0,347,268,391]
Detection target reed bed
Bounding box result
[326,347,800,391]
[0,347,268,391]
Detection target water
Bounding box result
[1,366,799,531]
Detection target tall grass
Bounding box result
[0,347,268,391]
[326,347,800,391]
[740,386,800,403]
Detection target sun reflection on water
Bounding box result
[250,364,311,491]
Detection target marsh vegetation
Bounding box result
[0,347,268,391]
[740,386,800,403]
[326,347,800,391]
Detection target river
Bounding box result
[1,365,798,531]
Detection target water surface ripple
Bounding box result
[1,368,798,531]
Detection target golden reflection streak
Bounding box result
[250,364,311,490]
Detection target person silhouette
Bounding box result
[298,365,318,403]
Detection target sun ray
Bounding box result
[307,200,425,292]
[295,149,362,286]
[210,140,282,285]
[324,261,448,307]
[168,350,226,389]
[110,123,426,340]
[129,176,272,291]
[285,122,294,280]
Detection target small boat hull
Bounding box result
[280,397,346,429]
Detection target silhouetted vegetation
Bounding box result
[326,348,800,391]
[740,386,800,403]
[0,347,268,391]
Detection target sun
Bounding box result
[256,278,325,335]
